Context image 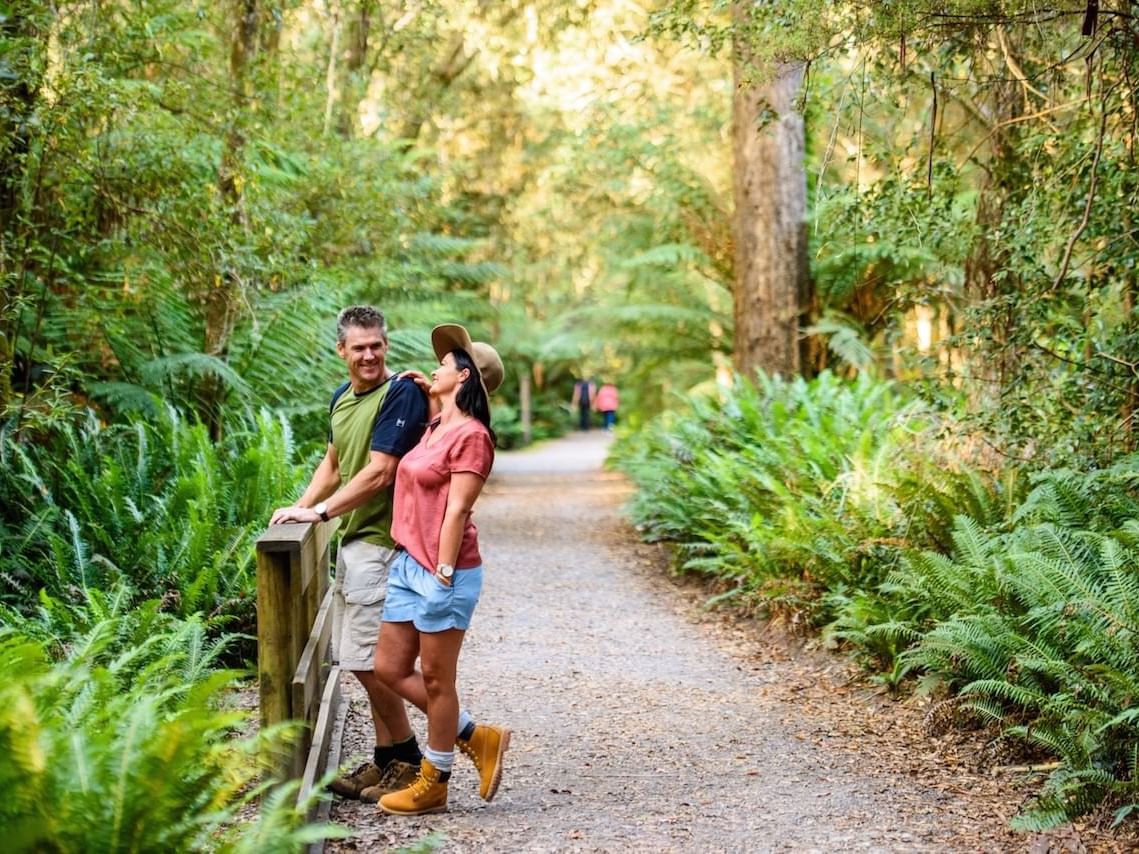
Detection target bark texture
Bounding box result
[205,0,260,440]
[731,20,809,380]
[0,10,43,414]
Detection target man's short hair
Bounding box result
[337,306,387,343]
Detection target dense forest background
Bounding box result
[3,0,1139,847]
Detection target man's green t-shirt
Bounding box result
[329,374,428,545]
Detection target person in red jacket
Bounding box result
[593,382,619,431]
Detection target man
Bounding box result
[571,377,595,431]
[271,305,428,800]
[271,307,511,807]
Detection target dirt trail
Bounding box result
[327,431,1120,853]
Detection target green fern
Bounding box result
[0,612,339,853]
[0,409,309,643]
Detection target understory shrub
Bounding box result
[0,407,313,645]
[616,371,1139,828]
[895,463,1139,828]
[0,606,341,853]
[611,371,980,622]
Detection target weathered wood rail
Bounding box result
[256,519,343,819]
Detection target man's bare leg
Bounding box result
[353,668,414,744]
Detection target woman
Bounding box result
[373,323,509,816]
[593,381,619,431]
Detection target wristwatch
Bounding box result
[314,501,330,522]
[436,562,454,580]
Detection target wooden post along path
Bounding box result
[256,518,342,816]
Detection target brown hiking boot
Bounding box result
[456,723,511,801]
[359,759,420,803]
[329,760,382,800]
[378,758,449,816]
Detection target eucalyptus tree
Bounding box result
[730,3,811,379]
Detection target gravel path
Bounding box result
[326,431,1127,853]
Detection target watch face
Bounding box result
[439,564,454,578]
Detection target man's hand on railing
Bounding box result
[270,505,321,525]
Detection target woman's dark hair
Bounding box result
[450,348,496,444]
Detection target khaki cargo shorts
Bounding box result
[331,538,397,672]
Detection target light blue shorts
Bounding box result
[381,550,483,632]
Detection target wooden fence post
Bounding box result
[256,519,338,781]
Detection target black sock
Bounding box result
[392,734,422,764]
[458,721,476,741]
[374,744,396,768]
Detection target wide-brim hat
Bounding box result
[431,323,504,395]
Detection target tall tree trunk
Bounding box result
[1124,272,1137,453]
[335,0,374,138]
[205,0,260,440]
[519,370,532,445]
[0,9,43,414]
[964,29,1024,413]
[394,33,476,144]
[323,3,342,137]
[731,8,810,380]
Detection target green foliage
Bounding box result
[0,612,341,853]
[0,408,311,644]
[0,0,526,444]
[621,370,1139,825]
[613,370,941,623]
[839,460,1139,828]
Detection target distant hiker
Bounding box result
[374,323,511,816]
[571,377,595,431]
[593,382,619,431]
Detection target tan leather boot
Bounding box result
[359,759,420,803]
[328,761,382,799]
[456,723,511,801]
[378,757,449,816]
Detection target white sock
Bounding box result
[457,709,475,738]
[424,747,454,773]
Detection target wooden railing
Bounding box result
[256,519,343,818]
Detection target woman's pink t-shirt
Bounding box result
[390,416,494,572]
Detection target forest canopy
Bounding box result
[3,0,1139,840]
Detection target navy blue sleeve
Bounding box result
[328,382,351,444]
[371,376,429,456]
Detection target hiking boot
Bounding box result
[359,759,420,803]
[378,757,449,816]
[329,760,382,800]
[456,723,511,801]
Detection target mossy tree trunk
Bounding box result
[963,30,1025,415]
[0,8,44,416]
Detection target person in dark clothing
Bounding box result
[571,378,595,431]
